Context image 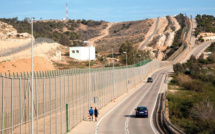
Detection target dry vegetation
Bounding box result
[95,19,154,53]
[167,43,215,133]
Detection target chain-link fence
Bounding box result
[0,60,167,134]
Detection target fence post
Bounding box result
[76,72,78,124]
[60,75,63,134]
[79,71,81,121]
[11,78,13,134]
[66,103,69,133]
[35,78,38,134]
[72,73,74,127]
[68,75,70,129]
[43,78,46,134]
[34,72,36,78]
[55,77,57,134]
[2,76,4,134]
[19,77,22,134]
[42,71,44,77]
[50,77,52,134]
[28,79,30,134]
[39,71,42,77]
[64,75,66,113]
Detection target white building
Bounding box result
[69,46,95,60]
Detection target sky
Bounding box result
[1,0,215,22]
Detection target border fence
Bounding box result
[0,59,170,134]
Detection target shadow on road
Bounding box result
[124,115,147,118]
[124,115,136,118]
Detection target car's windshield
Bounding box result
[137,107,147,111]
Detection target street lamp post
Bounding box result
[133,54,135,65]
[138,54,141,80]
[29,18,34,134]
[111,49,115,102]
[123,52,128,92]
[84,41,91,109]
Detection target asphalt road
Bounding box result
[192,40,215,58]
[96,67,170,134]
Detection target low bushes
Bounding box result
[168,43,215,133]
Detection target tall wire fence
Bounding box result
[0,59,171,134]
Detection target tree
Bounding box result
[190,63,201,77]
[198,36,204,42]
[119,40,135,65]
[173,63,184,74]
[119,40,133,54]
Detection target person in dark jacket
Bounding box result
[94,107,99,121]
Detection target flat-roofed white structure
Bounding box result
[69,46,95,60]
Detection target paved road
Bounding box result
[96,67,170,134]
[192,40,215,58]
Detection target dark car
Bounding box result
[147,77,153,83]
[135,106,148,118]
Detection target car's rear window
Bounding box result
[137,107,147,111]
[148,78,152,80]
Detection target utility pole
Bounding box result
[31,18,34,134]
[84,41,90,109]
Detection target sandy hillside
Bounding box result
[0,39,31,52]
[0,42,61,74]
[0,56,56,74]
[0,42,61,61]
[0,21,32,52]
[156,17,169,35]
[137,18,157,49]
[0,42,62,74]
[0,20,63,73]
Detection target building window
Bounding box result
[76,50,79,53]
[72,50,75,53]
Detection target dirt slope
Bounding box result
[0,21,61,73]
[0,56,55,74]
[137,18,157,49]
[88,23,114,46]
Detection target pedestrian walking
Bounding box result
[94,107,99,121]
[89,107,94,121]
